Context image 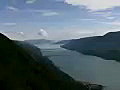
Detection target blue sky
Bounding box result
[1,0,120,40]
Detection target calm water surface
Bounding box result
[36,44,120,90]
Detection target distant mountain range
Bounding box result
[0,33,103,90]
[61,31,120,62]
[54,40,71,44]
[24,39,56,45]
[25,39,71,45]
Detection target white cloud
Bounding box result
[6,6,19,11]
[106,16,115,20]
[17,32,25,36]
[80,18,96,21]
[65,0,120,11]
[38,29,48,37]
[24,9,48,13]
[26,9,59,16]
[92,11,116,19]
[2,23,17,26]
[42,11,59,16]
[93,11,112,16]
[26,0,37,4]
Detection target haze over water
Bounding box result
[36,44,120,90]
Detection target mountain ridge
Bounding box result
[24,39,55,45]
[61,31,120,62]
[0,33,103,90]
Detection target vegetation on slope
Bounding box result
[61,31,120,62]
[0,33,89,90]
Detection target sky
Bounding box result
[1,0,120,40]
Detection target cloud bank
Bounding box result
[38,29,48,37]
[42,11,59,16]
[2,23,17,26]
[6,6,19,11]
[65,0,120,10]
